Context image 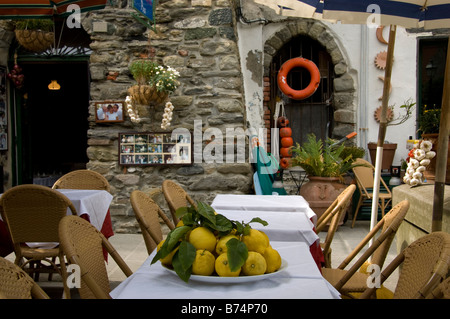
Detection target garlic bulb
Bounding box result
[420,140,433,152]
[425,151,436,159]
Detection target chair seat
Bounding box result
[322,268,370,294]
[20,246,60,259]
[367,193,391,200]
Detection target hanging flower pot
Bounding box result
[14,19,54,53]
[127,84,168,106]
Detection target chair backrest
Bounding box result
[427,276,450,299]
[319,184,356,267]
[394,232,450,299]
[333,200,409,291]
[162,180,195,225]
[360,232,450,299]
[352,158,391,195]
[59,215,132,299]
[316,184,356,233]
[130,190,174,254]
[52,169,110,192]
[0,257,50,299]
[0,184,77,244]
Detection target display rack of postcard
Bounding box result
[119,132,192,166]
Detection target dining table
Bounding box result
[110,241,340,299]
[211,194,317,224]
[215,209,324,270]
[0,188,114,257]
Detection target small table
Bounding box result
[110,241,340,299]
[286,166,307,195]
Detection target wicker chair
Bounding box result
[130,190,175,254]
[316,184,356,268]
[360,231,450,299]
[0,184,77,298]
[52,169,110,192]
[0,256,50,299]
[351,158,392,228]
[322,200,409,298]
[162,180,196,225]
[58,215,132,299]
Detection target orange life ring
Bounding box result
[277,57,321,100]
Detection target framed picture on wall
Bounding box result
[95,101,125,123]
[119,131,192,166]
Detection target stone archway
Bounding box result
[262,20,356,147]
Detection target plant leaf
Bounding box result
[213,214,233,232]
[248,217,268,227]
[226,238,248,272]
[151,225,191,264]
[177,241,196,271]
[196,201,217,225]
[172,251,191,283]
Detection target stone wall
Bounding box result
[83,0,253,233]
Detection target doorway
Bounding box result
[17,60,90,184]
[270,35,335,145]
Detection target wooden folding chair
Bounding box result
[351,158,392,228]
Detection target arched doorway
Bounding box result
[263,20,356,152]
[270,35,334,144]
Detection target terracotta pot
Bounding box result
[421,133,450,184]
[299,176,347,226]
[367,143,397,171]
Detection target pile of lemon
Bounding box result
[158,226,282,277]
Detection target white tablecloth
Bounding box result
[57,189,113,232]
[217,210,319,247]
[211,194,317,224]
[110,241,340,299]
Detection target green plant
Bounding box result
[290,133,363,180]
[387,98,416,126]
[418,105,440,134]
[15,19,53,32]
[129,59,158,85]
[129,60,180,94]
[151,201,267,282]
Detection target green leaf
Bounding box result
[233,221,244,235]
[172,251,192,283]
[181,213,195,226]
[196,201,217,225]
[177,241,196,271]
[175,206,189,218]
[212,214,233,232]
[151,226,191,265]
[243,224,251,236]
[248,217,268,227]
[226,238,248,272]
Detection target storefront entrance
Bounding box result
[14,59,90,185]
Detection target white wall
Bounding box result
[237,19,432,166]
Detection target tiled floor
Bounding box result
[4,219,400,298]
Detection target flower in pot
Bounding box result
[127,59,180,106]
[14,19,54,53]
[418,106,440,135]
[290,133,364,221]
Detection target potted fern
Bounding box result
[290,134,364,221]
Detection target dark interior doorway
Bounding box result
[19,60,90,184]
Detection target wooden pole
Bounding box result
[370,25,396,245]
[432,37,450,232]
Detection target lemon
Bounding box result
[189,227,217,253]
[259,230,270,247]
[192,249,215,276]
[216,234,239,255]
[215,253,241,277]
[157,239,178,266]
[241,229,269,254]
[263,246,281,273]
[242,251,267,276]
